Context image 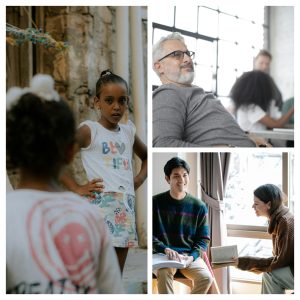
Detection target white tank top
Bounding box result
[79,120,136,195]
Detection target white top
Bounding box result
[6,189,124,294]
[237,100,281,132]
[80,120,136,195]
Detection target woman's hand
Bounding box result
[232,256,239,267]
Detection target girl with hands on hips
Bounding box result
[61,70,147,273]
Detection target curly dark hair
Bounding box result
[230,70,275,111]
[95,69,129,97]
[6,93,76,177]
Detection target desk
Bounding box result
[251,128,294,141]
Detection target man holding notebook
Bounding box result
[153,157,213,294]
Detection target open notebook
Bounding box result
[210,245,238,264]
[152,253,187,270]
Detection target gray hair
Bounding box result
[152,32,185,72]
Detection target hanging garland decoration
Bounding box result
[6,23,68,51]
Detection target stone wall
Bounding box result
[42,7,117,185]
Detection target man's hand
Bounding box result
[180,255,194,267]
[247,133,272,147]
[164,248,181,262]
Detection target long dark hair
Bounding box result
[254,184,283,215]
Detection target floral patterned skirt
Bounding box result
[88,192,138,248]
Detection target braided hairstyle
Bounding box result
[95,69,129,98]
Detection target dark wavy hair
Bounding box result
[254,184,284,215]
[230,70,275,111]
[164,157,190,178]
[95,69,129,97]
[6,93,76,177]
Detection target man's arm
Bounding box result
[153,87,254,147]
[153,88,201,147]
[190,205,210,261]
[153,236,167,253]
[153,194,170,254]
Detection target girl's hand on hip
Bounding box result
[77,178,104,196]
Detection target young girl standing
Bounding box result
[6,74,123,293]
[62,70,147,273]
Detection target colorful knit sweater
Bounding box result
[238,205,294,275]
[153,191,210,261]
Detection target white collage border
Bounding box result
[1,0,298,299]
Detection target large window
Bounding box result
[225,152,282,227]
[152,5,268,108]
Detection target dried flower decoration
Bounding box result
[6,23,68,51]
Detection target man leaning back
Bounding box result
[152,32,264,147]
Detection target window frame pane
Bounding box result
[151,5,268,98]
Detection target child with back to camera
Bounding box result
[61,70,148,273]
[6,74,123,294]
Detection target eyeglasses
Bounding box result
[158,50,195,62]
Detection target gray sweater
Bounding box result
[153,84,256,147]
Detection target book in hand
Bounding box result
[152,253,187,270]
[210,245,238,266]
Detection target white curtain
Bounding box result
[200,152,231,294]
